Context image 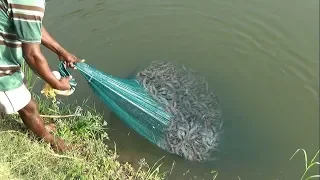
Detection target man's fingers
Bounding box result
[61,76,72,81]
[60,54,83,69]
[65,62,75,69]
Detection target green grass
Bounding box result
[211,148,320,180]
[289,149,320,180]
[21,62,37,90]
[0,95,167,180]
[0,64,167,180]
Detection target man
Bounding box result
[0,0,81,151]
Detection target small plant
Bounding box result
[289,148,320,180]
[21,62,37,90]
[211,170,218,180]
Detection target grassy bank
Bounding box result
[0,64,167,179]
[0,94,167,180]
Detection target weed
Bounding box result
[290,149,320,180]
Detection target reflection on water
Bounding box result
[41,0,319,179]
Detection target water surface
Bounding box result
[41,0,319,179]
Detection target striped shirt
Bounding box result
[0,0,45,91]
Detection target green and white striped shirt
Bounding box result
[0,0,45,91]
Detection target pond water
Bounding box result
[41,0,319,179]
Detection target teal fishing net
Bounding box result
[58,61,224,162]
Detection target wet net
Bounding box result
[58,61,224,162]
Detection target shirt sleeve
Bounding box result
[9,0,45,43]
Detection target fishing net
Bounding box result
[57,61,224,162]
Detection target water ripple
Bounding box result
[43,0,319,179]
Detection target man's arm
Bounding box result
[41,27,67,56]
[22,43,71,90]
[41,27,81,68]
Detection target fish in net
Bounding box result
[135,61,223,161]
[55,61,224,162]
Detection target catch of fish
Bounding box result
[136,61,224,162]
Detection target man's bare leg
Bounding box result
[18,98,67,152]
[22,79,56,134]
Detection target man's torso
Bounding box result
[0,0,45,91]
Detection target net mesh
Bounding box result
[59,61,224,162]
[74,63,171,144]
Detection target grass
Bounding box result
[0,64,167,180]
[0,95,168,180]
[211,148,320,180]
[289,149,320,180]
[211,170,218,180]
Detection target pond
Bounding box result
[41,0,319,179]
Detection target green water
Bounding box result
[41,0,319,179]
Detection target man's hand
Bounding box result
[58,51,82,69]
[56,76,72,90]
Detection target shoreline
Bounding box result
[0,93,167,180]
